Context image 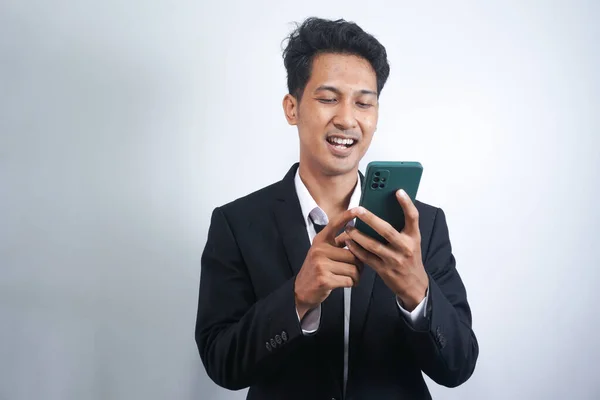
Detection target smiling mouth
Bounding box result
[326,136,358,149]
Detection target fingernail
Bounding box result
[398,189,407,198]
[357,206,366,215]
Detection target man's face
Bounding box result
[284,53,379,176]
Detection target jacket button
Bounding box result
[275,335,282,345]
[281,331,288,342]
[266,342,272,352]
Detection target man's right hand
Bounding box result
[294,208,363,320]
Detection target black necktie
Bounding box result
[312,221,326,234]
[310,217,345,393]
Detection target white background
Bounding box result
[1,1,599,399]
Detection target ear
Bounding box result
[282,94,299,125]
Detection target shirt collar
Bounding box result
[294,168,362,226]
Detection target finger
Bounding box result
[327,263,361,287]
[323,246,362,266]
[318,208,360,245]
[345,226,393,261]
[346,240,382,270]
[334,231,351,247]
[353,207,401,246]
[347,240,382,271]
[393,233,417,256]
[396,189,420,236]
[328,274,355,289]
[328,261,361,282]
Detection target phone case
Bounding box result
[355,161,423,243]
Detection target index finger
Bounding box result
[396,189,419,236]
[317,207,360,245]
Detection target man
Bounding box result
[196,17,478,400]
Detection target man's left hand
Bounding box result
[339,189,429,311]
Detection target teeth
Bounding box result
[329,137,354,146]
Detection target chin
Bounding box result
[300,144,362,176]
[321,157,359,176]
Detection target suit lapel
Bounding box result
[347,171,376,394]
[346,270,376,395]
[273,163,310,276]
[350,170,376,341]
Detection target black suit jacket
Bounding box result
[196,163,478,400]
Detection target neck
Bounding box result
[298,162,359,219]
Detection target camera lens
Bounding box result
[375,171,381,176]
[373,177,380,182]
[379,183,386,188]
[371,183,378,189]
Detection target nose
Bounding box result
[332,101,358,131]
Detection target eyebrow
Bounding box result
[314,85,378,96]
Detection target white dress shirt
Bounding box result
[293,169,429,395]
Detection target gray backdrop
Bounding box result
[1,1,599,399]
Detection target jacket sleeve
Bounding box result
[401,207,479,387]
[195,207,305,390]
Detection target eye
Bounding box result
[318,98,337,104]
[357,102,373,109]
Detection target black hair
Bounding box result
[282,17,390,100]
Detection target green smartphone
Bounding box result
[355,161,423,243]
